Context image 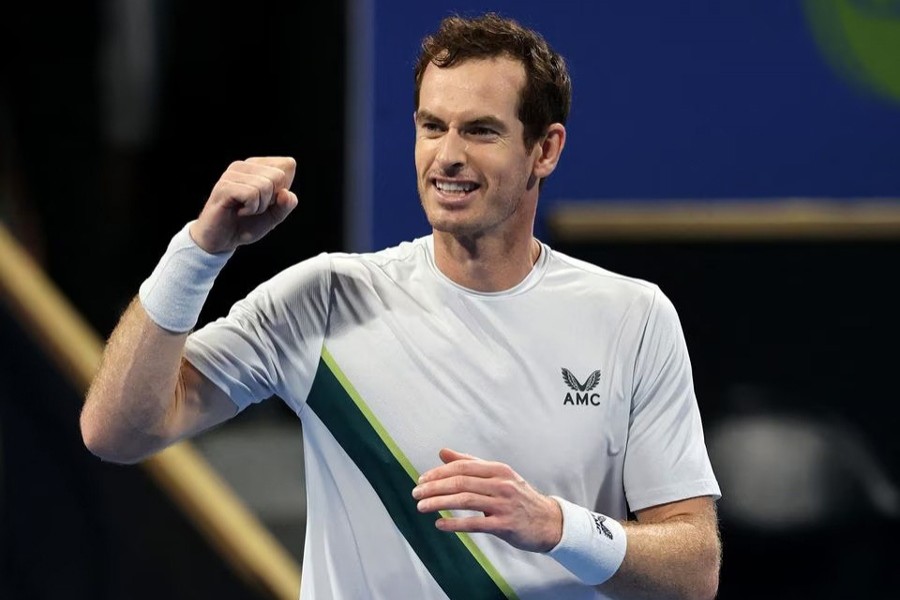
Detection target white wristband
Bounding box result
[547,496,627,585]
[138,220,233,333]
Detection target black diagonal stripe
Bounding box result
[306,353,515,600]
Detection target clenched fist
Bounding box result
[189,156,299,254]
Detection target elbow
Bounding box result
[693,536,721,600]
[672,569,718,600]
[695,571,719,600]
[705,562,721,599]
[80,401,148,465]
[79,402,105,457]
[672,532,720,600]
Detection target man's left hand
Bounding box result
[413,448,563,553]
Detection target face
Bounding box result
[414,56,541,241]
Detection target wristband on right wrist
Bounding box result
[138,220,233,333]
[547,496,628,585]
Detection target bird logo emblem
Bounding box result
[561,368,602,392]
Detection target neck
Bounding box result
[432,231,541,292]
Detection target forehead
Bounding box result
[418,56,525,122]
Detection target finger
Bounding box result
[413,474,498,501]
[246,156,297,189]
[208,180,263,215]
[419,458,506,483]
[267,189,299,226]
[434,514,501,534]
[221,171,276,214]
[416,491,502,515]
[418,447,487,483]
[234,189,261,216]
[228,160,289,195]
[440,447,480,463]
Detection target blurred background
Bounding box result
[2,1,899,598]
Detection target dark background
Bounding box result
[1,1,345,340]
[552,238,900,599]
[1,2,343,598]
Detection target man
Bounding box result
[82,12,721,599]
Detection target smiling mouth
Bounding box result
[434,179,479,195]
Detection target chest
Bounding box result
[320,289,635,488]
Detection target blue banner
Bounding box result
[366,1,900,248]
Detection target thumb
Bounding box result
[268,189,299,225]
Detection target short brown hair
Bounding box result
[413,12,572,149]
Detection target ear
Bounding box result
[532,123,566,180]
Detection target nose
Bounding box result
[435,129,467,172]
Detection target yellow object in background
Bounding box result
[804,0,900,104]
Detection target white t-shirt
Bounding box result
[184,235,721,600]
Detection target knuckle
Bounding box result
[258,174,275,196]
[487,515,505,531]
[496,480,513,495]
[498,464,516,478]
[460,492,479,510]
[453,461,470,474]
[210,180,234,201]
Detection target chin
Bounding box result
[427,215,480,238]
[422,197,491,238]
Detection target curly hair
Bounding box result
[413,12,572,149]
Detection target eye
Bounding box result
[419,122,444,136]
[468,126,497,137]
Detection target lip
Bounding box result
[431,177,480,206]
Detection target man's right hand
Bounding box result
[189,156,299,254]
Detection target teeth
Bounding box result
[436,181,476,193]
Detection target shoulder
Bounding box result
[329,236,430,268]
[543,245,666,310]
[254,236,430,293]
[324,236,431,284]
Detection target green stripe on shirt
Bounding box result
[305,346,517,600]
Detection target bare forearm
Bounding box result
[602,511,721,600]
[414,453,721,599]
[80,158,295,463]
[81,296,188,463]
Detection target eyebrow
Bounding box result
[416,110,508,132]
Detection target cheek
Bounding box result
[491,157,531,190]
[414,146,430,175]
